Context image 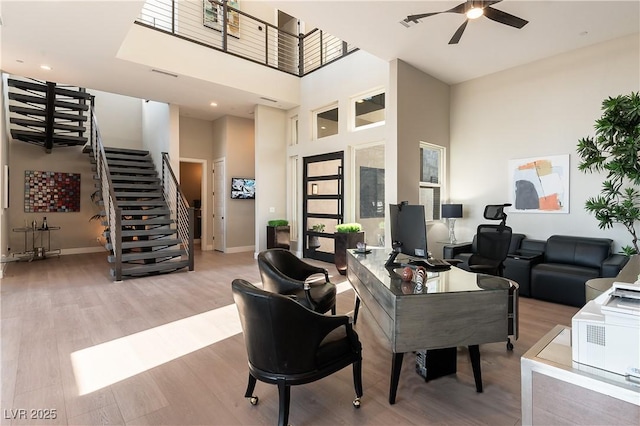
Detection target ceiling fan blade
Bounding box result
[449,20,469,44]
[405,1,468,23]
[405,11,442,23]
[479,0,503,7]
[483,6,528,29]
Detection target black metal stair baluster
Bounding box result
[45,82,56,153]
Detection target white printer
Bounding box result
[572,281,640,379]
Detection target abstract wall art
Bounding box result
[24,170,81,212]
[508,155,569,214]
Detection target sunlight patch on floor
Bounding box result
[71,279,353,395]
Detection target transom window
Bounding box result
[352,90,385,130]
[313,103,339,139]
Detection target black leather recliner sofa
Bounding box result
[445,234,629,307]
[530,235,627,307]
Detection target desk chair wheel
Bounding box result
[353,397,361,408]
[248,396,259,405]
[506,338,514,351]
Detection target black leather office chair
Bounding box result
[468,204,513,277]
[257,248,337,314]
[231,279,363,426]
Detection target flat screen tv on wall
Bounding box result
[231,177,255,199]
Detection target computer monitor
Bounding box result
[388,202,428,258]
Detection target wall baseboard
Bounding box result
[225,245,255,254]
[60,247,107,256]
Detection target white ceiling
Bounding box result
[1,1,638,121]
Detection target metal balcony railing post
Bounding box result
[171,0,175,34]
[298,33,304,76]
[265,26,269,66]
[222,0,228,52]
[320,30,324,67]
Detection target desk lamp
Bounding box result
[442,203,463,244]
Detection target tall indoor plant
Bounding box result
[577,92,640,255]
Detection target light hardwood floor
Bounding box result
[1,250,579,425]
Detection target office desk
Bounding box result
[346,248,513,404]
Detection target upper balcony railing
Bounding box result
[136,0,358,76]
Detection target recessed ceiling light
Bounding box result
[40,64,52,71]
[210,102,218,107]
[16,59,24,63]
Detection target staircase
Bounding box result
[94,147,193,279]
[7,77,90,152]
[6,74,195,280]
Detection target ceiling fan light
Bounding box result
[466,7,483,19]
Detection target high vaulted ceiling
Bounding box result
[1,1,638,121]
[271,0,640,84]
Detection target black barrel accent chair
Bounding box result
[231,278,363,426]
[257,248,337,314]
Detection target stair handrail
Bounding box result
[89,105,123,281]
[161,153,195,271]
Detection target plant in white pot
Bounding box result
[334,223,364,275]
[308,223,325,250]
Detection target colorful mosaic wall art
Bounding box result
[24,170,81,212]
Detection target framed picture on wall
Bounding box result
[508,154,570,213]
[203,0,240,38]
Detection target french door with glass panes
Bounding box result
[303,152,344,262]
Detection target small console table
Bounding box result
[521,325,640,425]
[12,226,61,261]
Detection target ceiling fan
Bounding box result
[401,0,528,45]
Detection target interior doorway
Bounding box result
[179,158,207,251]
[277,10,298,74]
[213,158,226,252]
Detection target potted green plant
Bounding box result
[334,222,364,275]
[308,223,325,250]
[266,219,290,249]
[577,92,640,255]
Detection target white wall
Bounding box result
[450,34,640,252]
[285,50,389,251]
[93,90,143,149]
[118,24,300,107]
[142,100,177,175]
[225,116,255,252]
[392,59,451,255]
[255,104,287,254]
